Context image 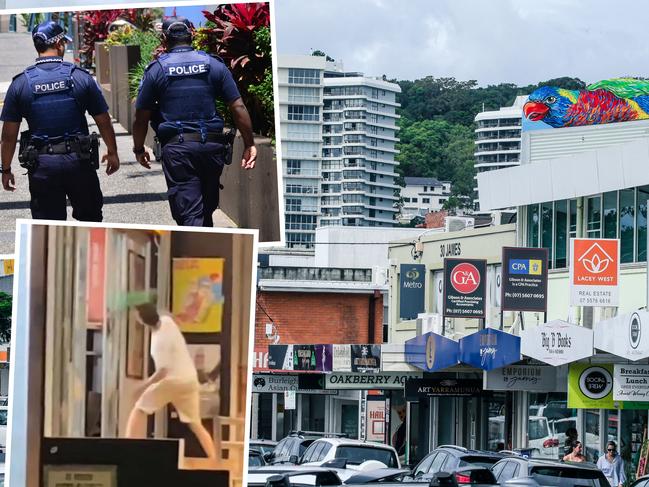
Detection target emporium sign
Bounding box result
[483,365,557,392]
[325,372,422,390]
[443,258,487,318]
[569,238,620,307]
[520,320,594,366]
[501,247,548,312]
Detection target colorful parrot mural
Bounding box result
[523,78,649,128]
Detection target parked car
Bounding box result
[0,405,7,457]
[247,466,343,487]
[491,454,608,487]
[402,445,504,483]
[630,475,649,487]
[489,416,558,459]
[250,439,278,460]
[267,431,329,465]
[249,448,268,468]
[300,438,400,471]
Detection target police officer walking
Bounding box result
[132,17,257,227]
[0,21,120,221]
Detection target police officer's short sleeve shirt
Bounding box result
[136,52,241,111]
[0,59,109,123]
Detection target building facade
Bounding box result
[399,177,452,224]
[278,55,401,248]
[473,96,526,210]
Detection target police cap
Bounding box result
[32,21,72,46]
[162,17,194,38]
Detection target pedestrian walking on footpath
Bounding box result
[563,440,587,463]
[597,441,626,487]
[132,16,257,227]
[0,20,119,220]
[126,302,217,464]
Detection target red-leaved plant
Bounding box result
[198,2,272,134]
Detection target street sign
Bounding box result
[443,258,487,318]
[520,320,594,366]
[484,364,557,392]
[399,264,426,319]
[325,372,422,390]
[459,328,521,371]
[405,378,482,400]
[350,345,381,373]
[404,331,459,372]
[594,311,649,361]
[501,247,548,312]
[569,238,620,306]
[614,365,649,402]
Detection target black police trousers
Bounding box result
[27,154,103,221]
[161,140,226,227]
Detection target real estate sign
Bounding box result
[569,238,620,307]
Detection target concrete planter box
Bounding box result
[108,44,141,133]
[94,42,112,114]
[219,134,279,243]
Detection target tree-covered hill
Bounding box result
[394,76,586,207]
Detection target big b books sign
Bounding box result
[443,258,487,318]
[570,238,620,307]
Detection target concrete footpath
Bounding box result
[0,33,235,254]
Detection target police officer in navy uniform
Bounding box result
[132,17,257,227]
[0,21,120,221]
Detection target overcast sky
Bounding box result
[275,0,649,86]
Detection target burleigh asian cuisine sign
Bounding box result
[521,320,594,366]
[614,365,649,401]
[594,311,649,361]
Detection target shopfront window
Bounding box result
[587,197,602,238]
[637,186,649,262]
[528,393,575,460]
[620,189,635,263]
[486,393,507,452]
[603,191,618,239]
[542,203,554,268]
[527,204,540,247]
[585,409,601,463]
[301,395,325,432]
[621,410,648,482]
[554,200,568,268]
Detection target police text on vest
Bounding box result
[35,81,67,93]
[168,64,208,76]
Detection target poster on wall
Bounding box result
[172,258,225,333]
[594,311,649,361]
[366,396,386,442]
[520,320,594,366]
[188,344,221,417]
[501,247,548,312]
[268,345,294,370]
[291,345,333,372]
[614,365,649,402]
[333,344,352,372]
[569,239,620,307]
[350,345,381,373]
[443,258,487,318]
[399,264,426,320]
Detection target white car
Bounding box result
[298,438,399,481]
[489,415,558,459]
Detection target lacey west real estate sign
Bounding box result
[501,247,548,312]
[569,238,620,306]
[443,258,487,318]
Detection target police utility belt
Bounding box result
[154,128,236,165]
[18,131,101,171]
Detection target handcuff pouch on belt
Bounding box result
[18,130,38,172]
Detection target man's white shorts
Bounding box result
[135,377,201,424]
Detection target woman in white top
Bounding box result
[125,302,216,463]
[597,441,626,487]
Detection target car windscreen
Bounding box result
[459,456,501,468]
[249,454,265,467]
[334,446,397,467]
[530,466,609,487]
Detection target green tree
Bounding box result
[0,292,11,344]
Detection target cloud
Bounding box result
[275,0,649,86]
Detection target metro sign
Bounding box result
[570,238,620,306]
